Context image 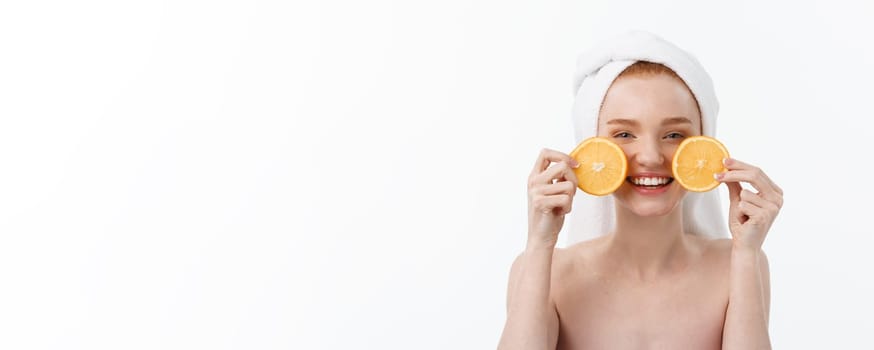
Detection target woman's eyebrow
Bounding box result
[605,118,638,126]
[662,116,693,125]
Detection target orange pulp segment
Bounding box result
[569,137,628,196]
[671,136,730,192]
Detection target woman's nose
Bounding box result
[630,140,665,167]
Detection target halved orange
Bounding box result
[671,136,729,192]
[569,137,628,196]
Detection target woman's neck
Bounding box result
[605,202,690,281]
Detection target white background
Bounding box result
[1,0,872,349]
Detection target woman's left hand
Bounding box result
[716,158,784,251]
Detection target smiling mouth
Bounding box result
[626,176,674,188]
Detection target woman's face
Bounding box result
[597,73,703,217]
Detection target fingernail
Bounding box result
[714,172,724,180]
[723,158,731,166]
[570,160,580,168]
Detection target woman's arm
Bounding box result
[497,148,579,349]
[722,246,771,349]
[497,243,559,350]
[716,158,782,350]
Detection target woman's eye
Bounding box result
[665,132,684,139]
[614,132,632,138]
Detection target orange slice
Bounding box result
[671,136,729,192]
[569,137,628,196]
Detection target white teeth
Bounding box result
[631,177,670,186]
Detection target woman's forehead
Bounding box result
[599,75,702,127]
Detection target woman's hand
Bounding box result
[716,158,784,251]
[527,148,580,248]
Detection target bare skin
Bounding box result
[498,71,780,349]
[551,234,733,349]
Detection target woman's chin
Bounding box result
[624,200,679,217]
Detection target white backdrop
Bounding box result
[1,0,872,349]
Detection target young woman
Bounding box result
[498,32,783,349]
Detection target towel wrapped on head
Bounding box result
[564,30,730,246]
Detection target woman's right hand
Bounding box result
[526,148,580,248]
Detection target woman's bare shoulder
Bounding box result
[552,236,611,277]
[547,238,608,300]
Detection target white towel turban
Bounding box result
[565,30,730,246]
